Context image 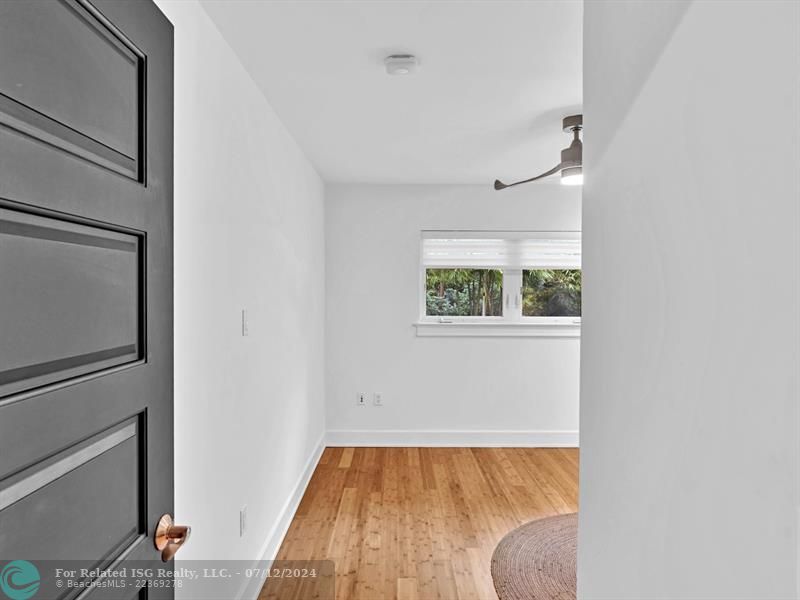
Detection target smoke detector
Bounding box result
[384,54,418,76]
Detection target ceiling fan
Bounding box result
[494,114,583,190]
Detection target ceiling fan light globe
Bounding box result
[560,166,583,186]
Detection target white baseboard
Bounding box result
[797,505,800,600]
[238,433,326,600]
[325,429,579,448]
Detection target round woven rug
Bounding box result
[490,513,577,600]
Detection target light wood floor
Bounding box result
[262,447,579,600]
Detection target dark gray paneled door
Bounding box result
[0,0,174,597]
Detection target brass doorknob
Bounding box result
[154,514,191,562]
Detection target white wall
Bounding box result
[325,184,581,445]
[578,1,800,598]
[155,0,326,571]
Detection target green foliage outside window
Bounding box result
[425,269,503,316]
[522,269,581,317]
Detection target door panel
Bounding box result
[0,205,143,396]
[0,0,174,596]
[0,0,144,179]
[0,419,143,562]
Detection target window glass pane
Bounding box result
[425,269,503,316]
[522,269,582,317]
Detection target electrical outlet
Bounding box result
[240,505,247,537]
[373,392,383,406]
[357,392,366,406]
[241,309,249,337]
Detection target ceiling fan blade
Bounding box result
[494,163,564,190]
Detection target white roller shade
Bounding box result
[421,231,581,269]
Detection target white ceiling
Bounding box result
[200,0,582,185]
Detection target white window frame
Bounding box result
[415,230,581,338]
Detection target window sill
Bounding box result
[413,320,581,338]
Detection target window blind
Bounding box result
[421,231,581,269]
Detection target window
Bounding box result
[425,269,503,316]
[418,231,581,336]
[522,269,582,317]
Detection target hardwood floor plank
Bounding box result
[397,577,418,600]
[272,447,579,600]
[433,559,460,600]
[339,447,355,469]
[450,547,483,600]
[521,449,578,512]
[434,458,479,549]
[507,448,574,514]
[419,448,438,491]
